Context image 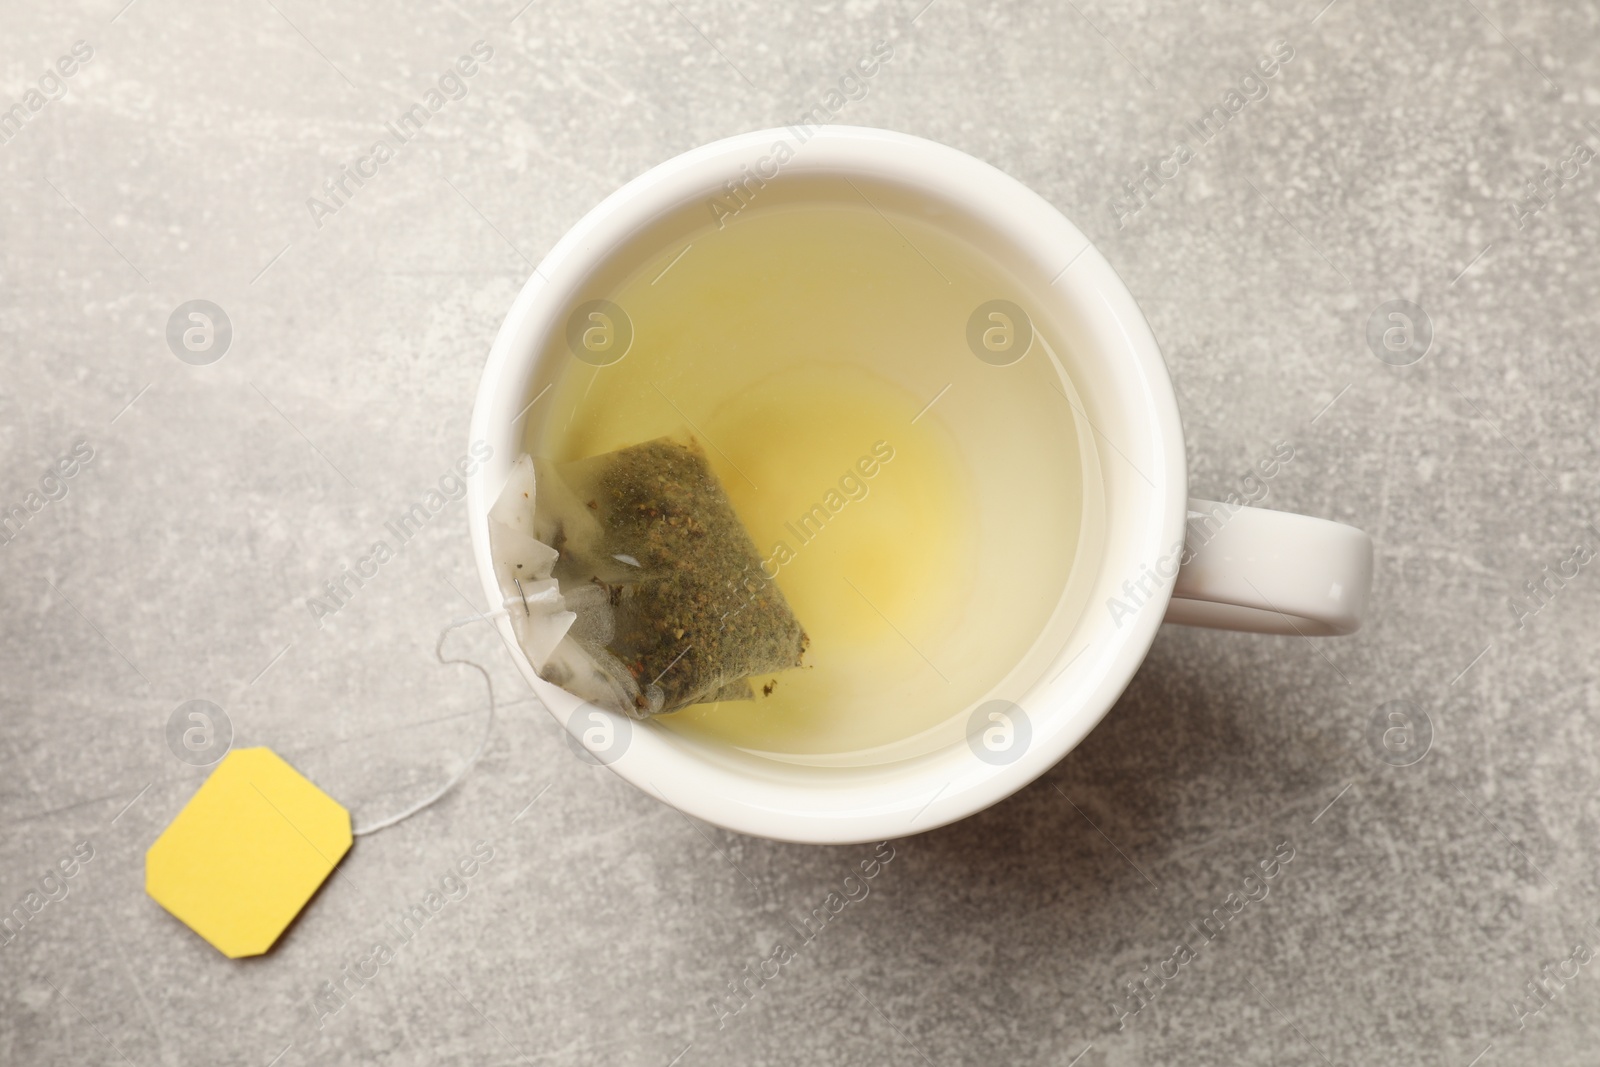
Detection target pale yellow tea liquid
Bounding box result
[530,198,1098,764]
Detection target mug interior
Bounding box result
[468,127,1185,842]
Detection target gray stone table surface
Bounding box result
[3,0,1599,1064]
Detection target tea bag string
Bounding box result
[350,601,520,837]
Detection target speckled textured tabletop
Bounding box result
[4,0,1599,1064]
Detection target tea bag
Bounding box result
[489,436,807,718]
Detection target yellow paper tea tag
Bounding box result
[146,747,351,958]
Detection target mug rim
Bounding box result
[467,126,1187,843]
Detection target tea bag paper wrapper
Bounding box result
[488,438,807,719]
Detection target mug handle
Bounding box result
[1162,499,1374,636]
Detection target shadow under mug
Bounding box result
[466,127,1373,844]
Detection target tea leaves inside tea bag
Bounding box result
[503,436,807,717]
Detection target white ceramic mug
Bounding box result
[467,127,1373,844]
